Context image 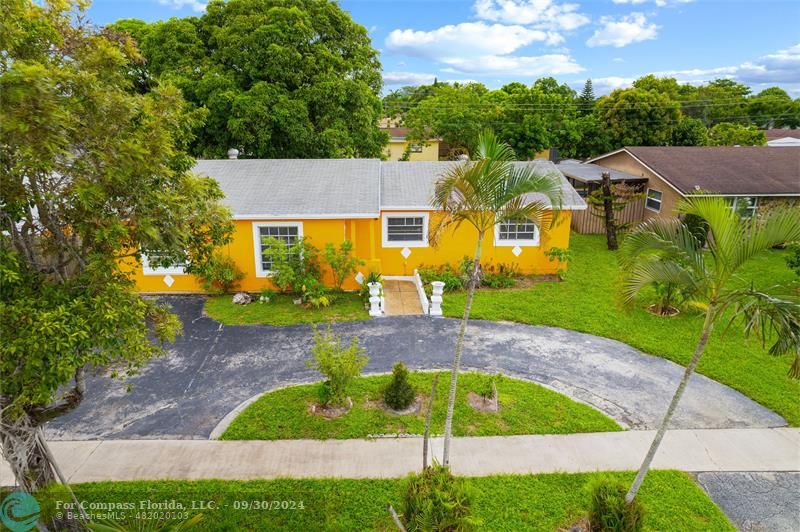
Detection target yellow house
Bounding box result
[131,159,586,293]
[382,127,440,161]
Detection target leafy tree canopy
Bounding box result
[707,122,767,146]
[111,0,387,159]
[1,0,233,490]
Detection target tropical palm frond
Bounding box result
[620,217,706,276]
[429,130,563,246]
[731,207,800,272]
[720,287,800,377]
[676,196,742,280]
[620,257,700,305]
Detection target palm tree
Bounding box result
[619,196,800,503]
[431,130,564,465]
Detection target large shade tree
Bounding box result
[1,0,233,491]
[112,0,387,159]
[431,131,563,465]
[619,197,800,503]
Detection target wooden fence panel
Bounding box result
[571,198,646,234]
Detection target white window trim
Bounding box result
[382,212,429,248]
[494,220,540,247]
[252,221,304,278]
[645,188,663,213]
[142,254,186,276]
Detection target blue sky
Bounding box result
[88,0,800,95]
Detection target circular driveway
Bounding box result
[46,296,786,440]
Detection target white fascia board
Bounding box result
[233,213,379,220]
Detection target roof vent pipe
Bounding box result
[227,148,239,159]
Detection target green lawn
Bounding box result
[37,471,733,531]
[221,372,621,440]
[205,292,368,326]
[444,233,800,426]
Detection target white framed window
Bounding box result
[382,212,429,248]
[142,252,187,276]
[409,143,423,153]
[645,188,663,212]
[494,219,540,247]
[252,222,303,277]
[730,196,758,218]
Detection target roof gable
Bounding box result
[606,147,800,196]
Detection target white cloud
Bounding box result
[586,13,658,48]
[440,53,584,76]
[581,44,800,96]
[612,57,625,62]
[386,22,562,59]
[612,0,691,6]
[383,72,438,86]
[158,0,206,12]
[474,0,590,31]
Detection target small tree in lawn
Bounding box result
[587,173,642,251]
[619,196,800,505]
[307,326,368,407]
[431,130,563,465]
[323,240,365,291]
[0,0,233,491]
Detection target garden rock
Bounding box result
[232,292,252,305]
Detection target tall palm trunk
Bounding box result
[442,232,484,466]
[625,303,716,503]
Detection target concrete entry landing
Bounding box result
[382,279,423,315]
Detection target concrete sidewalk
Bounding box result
[2,428,798,484]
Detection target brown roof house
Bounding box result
[588,146,800,221]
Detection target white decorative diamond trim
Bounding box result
[354,272,365,285]
[401,247,412,259]
[163,274,175,287]
[512,246,523,257]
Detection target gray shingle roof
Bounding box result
[381,160,586,210]
[193,158,586,218]
[194,159,381,218]
[557,159,647,183]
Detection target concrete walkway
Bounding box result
[45,297,785,440]
[382,279,423,315]
[3,428,797,484]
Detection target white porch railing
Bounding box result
[412,269,430,315]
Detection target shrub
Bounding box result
[786,243,800,278]
[323,240,365,290]
[418,265,464,292]
[403,465,477,531]
[196,253,245,294]
[683,214,709,248]
[306,326,368,407]
[481,264,517,289]
[263,237,321,293]
[474,373,501,400]
[300,277,331,308]
[589,480,644,532]
[546,247,572,279]
[384,362,416,410]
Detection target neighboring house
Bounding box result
[765,129,800,147]
[588,146,800,222]
[381,127,440,161]
[131,159,586,293]
[557,159,647,234]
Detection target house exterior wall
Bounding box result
[384,140,440,161]
[131,210,572,293]
[592,151,685,221]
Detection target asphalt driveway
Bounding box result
[46,296,786,440]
